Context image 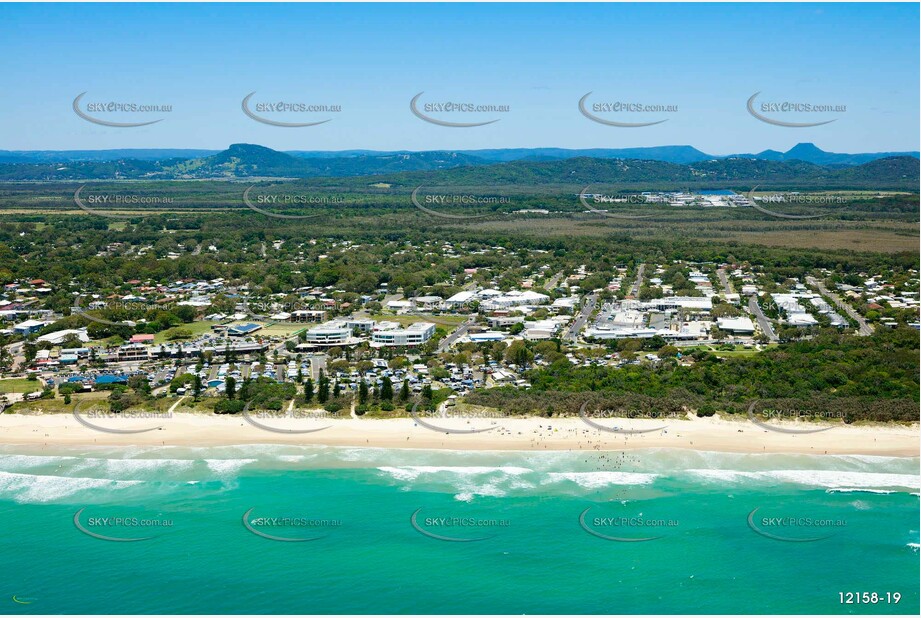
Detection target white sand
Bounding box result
[1,412,917,456]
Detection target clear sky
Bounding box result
[1,2,918,154]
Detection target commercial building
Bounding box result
[302,322,352,347]
[715,317,756,335]
[371,322,436,347]
[228,323,263,337]
[13,319,51,336]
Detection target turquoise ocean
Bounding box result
[1,445,918,614]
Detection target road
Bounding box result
[747,295,778,342]
[437,317,475,353]
[630,264,646,297]
[565,293,597,342]
[717,268,733,296]
[806,276,873,336]
[544,270,567,291]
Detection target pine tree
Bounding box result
[303,377,314,402]
[380,376,393,402]
[317,370,329,403]
[358,380,369,404]
[399,379,410,402]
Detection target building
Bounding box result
[412,296,444,311]
[523,319,560,340]
[715,317,756,335]
[385,300,413,312]
[227,323,263,337]
[772,293,819,327]
[117,343,150,362]
[302,322,352,347]
[291,310,327,323]
[468,331,507,343]
[13,319,51,336]
[642,296,712,312]
[37,328,90,345]
[371,322,436,347]
[445,290,478,308]
[344,318,375,333]
[480,290,550,311]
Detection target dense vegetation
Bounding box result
[0,143,917,189]
[466,328,919,422]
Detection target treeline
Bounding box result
[465,328,920,423]
[463,389,918,423]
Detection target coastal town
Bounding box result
[1,240,917,412]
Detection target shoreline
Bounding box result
[1,412,918,457]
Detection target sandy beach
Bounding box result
[0,412,917,456]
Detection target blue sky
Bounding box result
[0,2,918,153]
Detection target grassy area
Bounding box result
[153,320,216,344]
[684,343,777,358]
[0,378,45,394]
[258,323,309,337]
[369,314,466,328]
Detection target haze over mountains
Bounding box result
[0,143,917,189]
[0,143,916,166]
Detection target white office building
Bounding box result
[371,322,436,347]
[302,322,353,347]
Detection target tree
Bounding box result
[225,376,237,400]
[358,380,369,404]
[380,376,393,402]
[303,377,314,402]
[505,340,534,368]
[317,370,329,403]
[421,383,433,401]
[399,379,410,402]
[193,374,203,399]
[333,381,341,398]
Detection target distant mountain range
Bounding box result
[0,143,916,167]
[0,143,917,189]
